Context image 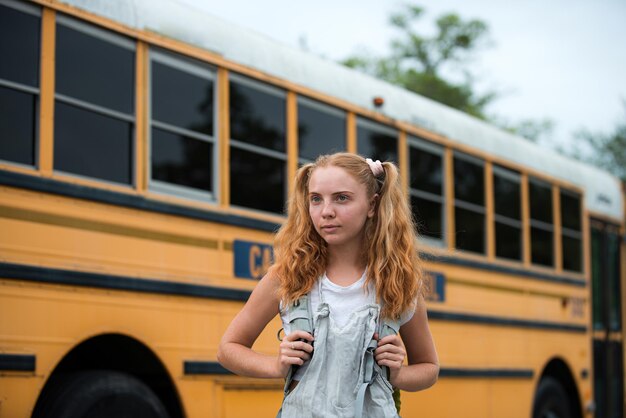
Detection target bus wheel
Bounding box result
[36,370,170,418]
[532,376,572,418]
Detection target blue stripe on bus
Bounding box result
[0,170,585,286]
[183,361,533,379]
[0,262,251,301]
[0,353,36,372]
[0,170,279,233]
[427,310,586,333]
[438,368,534,378]
[0,262,587,333]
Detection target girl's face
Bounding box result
[308,165,376,250]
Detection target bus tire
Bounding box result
[532,376,572,418]
[36,370,170,418]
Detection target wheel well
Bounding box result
[537,358,583,418]
[32,333,184,418]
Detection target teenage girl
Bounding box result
[218,152,439,417]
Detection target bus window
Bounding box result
[54,16,135,185]
[297,96,345,163]
[493,165,522,261]
[149,50,216,199]
[560,189,582,272]
[0,1,40,166]
[408,138,445,243]
[453,152,485,254]
[229,74,286,214]
[591,222,623,418]
[356,117,397,163]
[606,231,621,331]
[529,178,554,267]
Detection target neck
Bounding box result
[325,243,367,285]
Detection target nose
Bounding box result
[321,201,335,218]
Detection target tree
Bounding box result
[342,5,496,119]
[491,117,555,144]
[560,101,626,182]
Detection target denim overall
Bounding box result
[278,280,399,418]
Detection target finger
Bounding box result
[287,340,314,353]
[286,349,312,363]
[375,351,403,362]
[377,335,401,346]
[288,330,315,342]
[282,356,306,366]
[377,358,403,369]
[375,343,404,356]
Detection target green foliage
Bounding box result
[342,4,495,119]
[493,117,555,143]
[563,101,626,182]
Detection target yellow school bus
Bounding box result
[0,0,624,417]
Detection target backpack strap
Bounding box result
[282,293,313,394]
[354,316,401,418]
[377,317,401,381]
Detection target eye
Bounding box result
[310,195,321,204]
[336,194,349,202]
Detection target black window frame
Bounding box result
[356,117,398,164]
[53,14,136,187]
[229,73,287,215]
[408,136,446,246]
[493,165,523,262]
[529,177,554,267]
[453,151,486,254]
[560,188,583,272]
[148,48,218,202]
[296,95,346,164]
[0,0,41,169]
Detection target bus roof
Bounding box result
[57,0,624,221]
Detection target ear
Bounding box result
[368,194,379,218]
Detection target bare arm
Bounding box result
[374,298,439,392]
[217,273,313,379]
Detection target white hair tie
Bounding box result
[365,158,384,177]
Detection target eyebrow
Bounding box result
[308,191,355,196]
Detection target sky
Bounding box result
[181,0,626,153]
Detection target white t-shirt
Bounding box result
[280,271,416,380]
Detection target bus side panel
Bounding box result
[0,279,285,417]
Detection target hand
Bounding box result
[374,332,406,385]
[276,330,314,377]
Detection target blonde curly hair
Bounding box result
[269,152,423,319]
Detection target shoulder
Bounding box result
[248,270,281,307]
[399,297,419,325]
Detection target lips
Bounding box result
[321,225,339,232]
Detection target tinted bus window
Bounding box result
[54,102,132,184]
[529,178,553,267]
[494,166,522,261]
[356,118,397,163]
[150,51,215,198]
[454,153,485,254]
[54,17,135,185]
[55,23,134,113]
[151,129,213,192]
[297,97,345,162]
[230,79,285,152]
[230,75,286,214]
[0,86,36,165]
[409,139,444,241]
[607,231,621,331]
[0,3,40,87]
[560,189,582,272]
[0,2,40,166]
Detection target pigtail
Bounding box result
[271,152,423,317]
[365,161,423,319]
